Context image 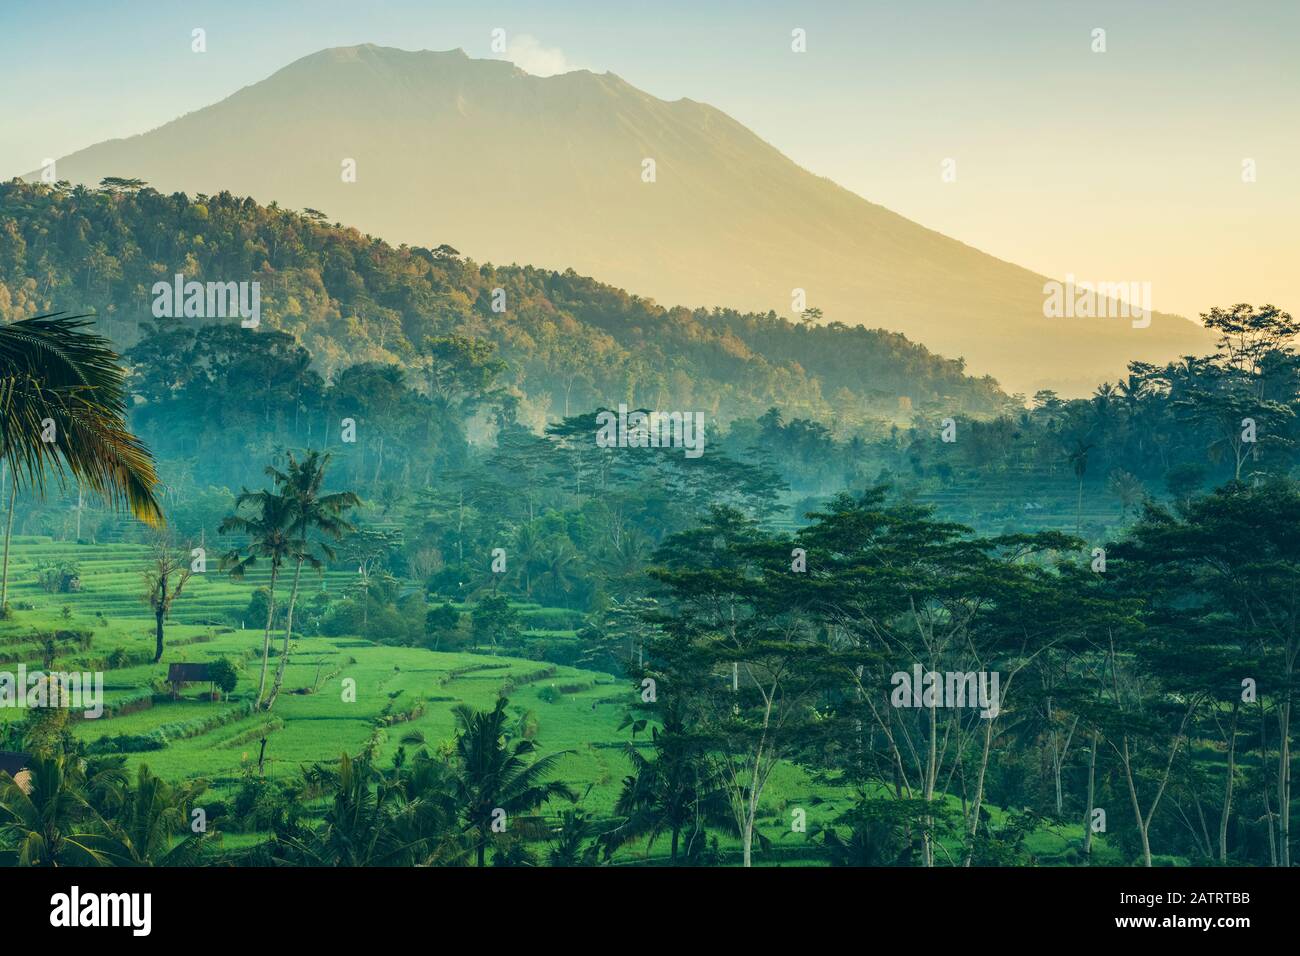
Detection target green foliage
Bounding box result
[207,657,239,695]
[242,586,286,630]
[470,595,521,649]
[0,181,1006,451]
[33,559,80,594]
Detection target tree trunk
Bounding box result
[0,481,15,611]
[1076,477,1084,532]
[1219,703,1239,863]
[1083,727,1099,861]
[740,696,774,868]
[264,558,303,712]
[742,763,760,867]
[254,563,280,710]
[372,435,385,488]
[153,606,166,663]
[923,688,938,867]
[1278,696,1291,867]
[964,717,994,865]
[1258,700,1278,866]
[1119,736,1153,866]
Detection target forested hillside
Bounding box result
[0,180,1009,430]
[40,44,1212,396]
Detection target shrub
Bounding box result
[471,595,521,647]
[423,601,463,650]
[242,587,287,629]
[87,733,167,754]
[520,607,585,631]
[207,657,239,695]
[33,559,81,594]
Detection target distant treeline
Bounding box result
[0,179,1008,432]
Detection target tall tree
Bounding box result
[140,534,195,663]
[449,697,575,866]
[220,487,302,710]
[1113,480,1300,866]
[646,506,839,866]
[263,450,358,711]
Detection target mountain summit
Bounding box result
[44,44,1208,395]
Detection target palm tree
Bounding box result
[220,488,303,710]
[277,753,422,866]
[538,538,579,604]
[279,751,465,866]
[1116,373,1149,418]
[263,451,358,711]
[511,523,544,597]
[0,313,163,612]
[603,711,733,863]
[105,765,210,865]
[1065,438,1094,532]
[547,809,602,866]
[601,530,651,599]
[450,697,576,866]
[819,807,911,866]
[1091,382,1116,425]
[0,753,128,866]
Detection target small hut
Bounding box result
[0,751,32,794]
[166,662,213,699]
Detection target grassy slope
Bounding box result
[1,536,1118,865]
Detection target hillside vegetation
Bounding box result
[0,179,1008,431]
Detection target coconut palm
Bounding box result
[277,753,421,866]
[219,488,304,710]
[0,313,163,611]
[450,697,576,866]
[278,751,466,866]
[1115,372,1150,417]
[1065,438,1095,532]
[547,808,602,866]
[263,450,359,711]
[511,522,544,597]
[0,753,128,866]
[537,537,579,603]
[105,765,210,866]
[603,710,733,863]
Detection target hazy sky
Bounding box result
[2,0,1296,320]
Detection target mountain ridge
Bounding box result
[34,43,1212,396]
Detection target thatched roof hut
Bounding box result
[0,750,32,794]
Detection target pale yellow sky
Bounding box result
[4,0,1296,322]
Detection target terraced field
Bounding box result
[0,536,862,863]
[1,535,1120,864]
[4,535,358,624]
[915,473,1128,537]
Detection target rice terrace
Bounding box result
[0,1,1295,941]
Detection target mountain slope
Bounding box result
[40,44,1210,395]
[0,180,1010,428]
